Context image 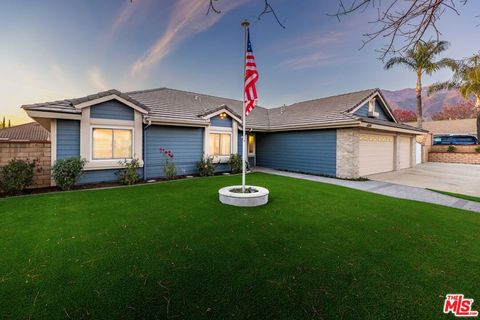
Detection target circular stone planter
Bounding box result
[218,185,269,207]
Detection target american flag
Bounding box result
[244,28,259,116]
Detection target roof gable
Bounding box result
[22,89,149,114]
[347,90,397,123]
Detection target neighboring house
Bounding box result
[405,119,477,138]
[0,122,50,142]
[21,87,423,185]
[0,122,51,187]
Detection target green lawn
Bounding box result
[0,173,479,319]
[429,189,480,203]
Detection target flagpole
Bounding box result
[241,19,249,193]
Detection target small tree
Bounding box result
[52,157,86,190]
[429,54,480,139]
[197,156,215,177]
[431,101,476,120]
[117,158,141,185]
[228,154,242,174]
[392,109,417,122]
[384,40,454,128]
[0,159,36,194]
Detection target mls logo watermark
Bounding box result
[444,294,478,317]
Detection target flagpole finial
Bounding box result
[241,19,250,27]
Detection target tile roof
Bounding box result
[127,88,269,129]
[21,89,149,114]
[20,87,424,133]
[0,122,50,142]
[266,89,377,129]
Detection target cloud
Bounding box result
[110,1,137,36]
[88,67,109,91]
[106,0,153,39]
[275,30,354,70]
[280,52,338,70]
[131,0,249,76]
[269,31,347,53]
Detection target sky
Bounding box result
[0,0,478,125]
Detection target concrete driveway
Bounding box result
[368,162,480,197]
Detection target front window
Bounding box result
[92,128,133,159]
[209,133,231,156]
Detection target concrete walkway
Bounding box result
[254,167,480,213]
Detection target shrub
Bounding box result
[197,156,215,177]
[160,147,176,180]
[52,157,86,190]
[447,145,457,153]
[0,159,36,194]
[117,158,141,185]
[229,154,242,174]
[475,146,480,153]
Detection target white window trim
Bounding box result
[80,107,144,171]
[90,125,135,162]
[209,130,233,163]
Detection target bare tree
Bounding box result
[207,0,285,28]
[206,1,474,58]
[332,0,471,59]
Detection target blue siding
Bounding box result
[145,125,203,179]
[354,100,392,121]
[78,168,143,184]
[256,129,336,176]
[210,115,232,127]
[90,100,134,120]
[215,163,231,173]
[56,119,140,185]
[57,119,80,159]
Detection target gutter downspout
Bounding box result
[143,118,152,180]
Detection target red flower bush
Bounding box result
[159,147,176,179]
[159,147,174,158]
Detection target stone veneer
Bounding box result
[336,128,360,178]
[0,142,51,187]
[336,129,417,178]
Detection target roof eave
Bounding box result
[359,120,427,134]
[145,116,209,127]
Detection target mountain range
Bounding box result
[381,88,468,119]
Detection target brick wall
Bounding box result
[0,142,51,187]
[429,151,480,164]
[430,145,479,153]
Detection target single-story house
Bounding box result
[21,87,424,185]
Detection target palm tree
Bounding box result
[384,40,453,128]
[429,54,480,139]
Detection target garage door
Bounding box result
[359,133,394,176]
[399,136,411,169]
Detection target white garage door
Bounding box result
[359,133,395,176]
[399,136,411,169]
